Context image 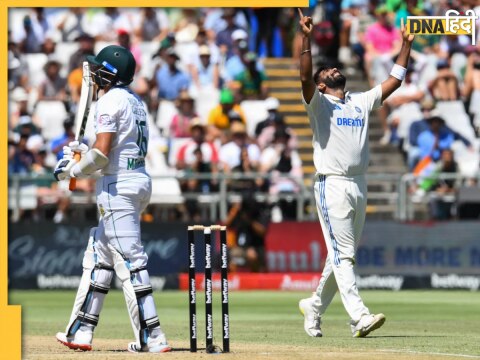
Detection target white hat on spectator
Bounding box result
[265,97,280,111]
[8,51,20,70]
[199,45,211,56]
[19,115,33,126]
[11,87,29,102]
[232,29,248,42]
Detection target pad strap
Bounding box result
[140,316,161,330]
[76,311,100,327]
[134,284,153,299]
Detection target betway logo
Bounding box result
[206,314,213,339]
[222,278,229,303]
[190,278,196,303]
[223,314,229,338]
[191,314,197,339]
[189,243,195,268]
[206,279,212,303]
[431,273,480,290]
[267,242,322,271]
[280,275,320,291]
[221,243,228,269]
[356,275,404,291]
[205,244,211,268]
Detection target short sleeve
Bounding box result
[359,85,383,112]
[95,94,120,134]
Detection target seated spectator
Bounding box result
[50,116,77,160]
[9,134,35,175]
[408,112,472,170]
[10,87,37,130]
[207,88,246,140]
[256,97,298,150]
[154,48,191,101]
[258,128,303,220]
[381,66,424,146]
[225,196,268,272]
[428,60,460,101]
[233,52,268,100]
[176,119,219,221]
[427,149,458,220]
[8,46,29,91]
[219,122,261,192]
[170,91,198,138]
[133,8,170,42]
[68,33,95,74]
[37,58,67,102]
[417,114,469,164]
[215,8,245,60]
[190,45,220,90]
[464,49,480,134]
[224,39,265,82]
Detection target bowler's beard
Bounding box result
[324,73,346,89]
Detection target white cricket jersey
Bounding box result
[302,85,382,176]
[94,87,149,175]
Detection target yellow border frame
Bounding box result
[2,1,307,359]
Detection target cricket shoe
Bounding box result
[56,329,93,351]
[299,297,322,337]
[127,331,172,353]
[351,313,386,338]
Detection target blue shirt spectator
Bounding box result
[155,48,190,101]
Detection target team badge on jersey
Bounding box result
[355,106,362,113]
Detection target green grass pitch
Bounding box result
[10,289,480,358]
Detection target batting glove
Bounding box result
[68,140,89,154]
[53,150,77,181]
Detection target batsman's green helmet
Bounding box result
[87,45,136,86]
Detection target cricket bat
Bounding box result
[69,61,93,191]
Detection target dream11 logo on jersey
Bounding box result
[406,9,478,45]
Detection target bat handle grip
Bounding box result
[68,152,81,191]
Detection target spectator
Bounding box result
[9,87,35,130]
[224,39,265,83]
[82,7,136,42]
[50,117,77,161]
[54,8,86,42]
[225,196,268,272]
[8,45,29,91]
[184,28,221,77]
[190,45,220,90]
[117,29,142,73]
[207,88,246,140]
[233,52,269,100]
[408,112,472,170]
[363,5,401,86]
[216,8,245,60]
[219,122,261,192]
[176,119,219,221]
[37,58,67,102]
[252,8,280,57]
[428,60,460,101]
[154,48,190,101]
[363,5,402,143]
[428,149,458,220]
[380,66,424,146]
[170,91,198,138]
[417,115,454,163]
[12,8,51,53]
[9,134,36,175]
[256,97,298,150]
[133,8,169,42]
[68,33,95,73]
[258,127,303,220]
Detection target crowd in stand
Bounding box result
[7,4,480,250]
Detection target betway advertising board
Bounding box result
[8,221,480,290]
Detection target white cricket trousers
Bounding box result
[313,174,370,323]
[94,171,151,269]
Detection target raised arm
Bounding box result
[298,8,316,104]
[380,20,415,102]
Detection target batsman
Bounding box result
[53,45,171,353]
